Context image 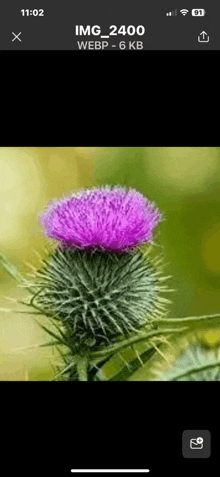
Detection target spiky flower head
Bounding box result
[33,247,165,354]
[39,185,162,252]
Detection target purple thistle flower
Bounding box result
[39,185,162,252]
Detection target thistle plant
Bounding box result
[1,184,220,381]
[150,334,220,381]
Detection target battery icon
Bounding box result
[191,9,206,16]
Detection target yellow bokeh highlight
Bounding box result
[204,332,220,345]
[0,148,42,245]
[197,329,220,346]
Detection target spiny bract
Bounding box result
[30,247,165,353]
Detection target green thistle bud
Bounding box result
[31,247,164,355]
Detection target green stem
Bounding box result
[153,313,220,328]
[89,326,189,359]
[76,356,88,381]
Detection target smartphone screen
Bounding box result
[0,1,218,477]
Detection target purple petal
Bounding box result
[39,185,162,251]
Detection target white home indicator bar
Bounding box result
[71,471,150,473]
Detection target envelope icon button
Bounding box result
[182,430,210,458]
[190,437,203,449]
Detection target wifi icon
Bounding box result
[180,9,189,15]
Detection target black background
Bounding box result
[2,383,217,475]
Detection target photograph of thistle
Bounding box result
[1,147,220,381]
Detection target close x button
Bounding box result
[182,430,211,458]
[12,32,22,42]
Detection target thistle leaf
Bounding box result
[0,252,24,282]
[31,318,67,346]
[0,252,35,293]
[9,341,62,352]
[108,344,162,381]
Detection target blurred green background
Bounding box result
[1,147,220,380]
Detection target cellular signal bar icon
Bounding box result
[166,10,177,16]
